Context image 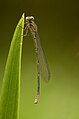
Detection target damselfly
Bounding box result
[25,16,50,104]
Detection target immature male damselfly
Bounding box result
[25,16,50,104]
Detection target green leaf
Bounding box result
[0,13,24,119]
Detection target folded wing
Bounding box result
[35,32,50,82]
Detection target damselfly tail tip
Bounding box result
[34,95,39,104]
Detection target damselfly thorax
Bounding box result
[25,16,37,38]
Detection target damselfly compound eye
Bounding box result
[26,16,34,21]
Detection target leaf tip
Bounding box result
[22,13,25,19]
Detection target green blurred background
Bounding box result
[0,0,79,119]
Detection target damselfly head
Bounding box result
[26,16,34,22]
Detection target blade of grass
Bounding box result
[0,13,24,119]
